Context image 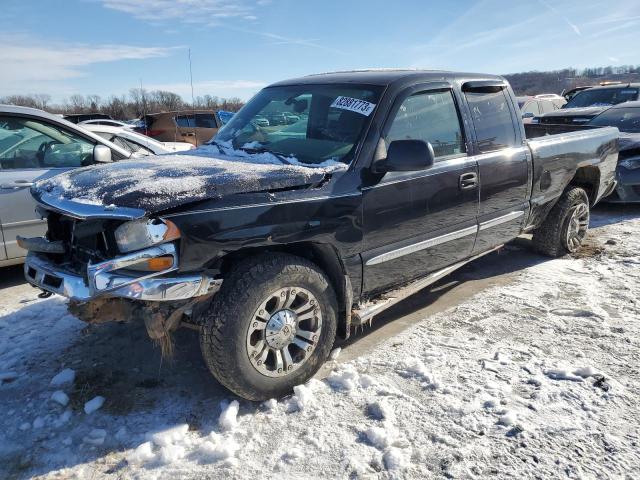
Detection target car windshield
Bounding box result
[589,106,640,133]
[564,87,639,108]
[214,84,383,164]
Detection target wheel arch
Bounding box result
[214,242,353,339]
[569,166,600,205]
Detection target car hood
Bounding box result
[32,145,347,217]
[542,106,607,118]
[618,132,640,152]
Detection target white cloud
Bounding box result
[0,34,178,95]
[100,0,259,25]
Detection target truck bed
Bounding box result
[524,125,619,228]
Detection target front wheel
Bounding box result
[199,253,337,401]
[532,187,590,257]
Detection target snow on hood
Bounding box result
[618,132,640,152]
[33,144,347,214]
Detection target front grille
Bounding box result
[45,213,120,274]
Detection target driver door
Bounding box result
[362,87,479,295]
[0,115,95,259]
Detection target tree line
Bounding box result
[2,64,640,118]
[504,64,640,96]
[0,88,245,120]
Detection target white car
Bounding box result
[80,124,194,155]
[79,119,133,128]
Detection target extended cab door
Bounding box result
[362,86,479,295]
[461,83,529,253]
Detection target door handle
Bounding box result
[459,172,478,190]
[182,133,195,137]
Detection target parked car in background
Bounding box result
[0,105,131,267]
[81,124,194,155]
[562,86,592,102]
[536,83,640,125]
[21,70,618,400]
[533,93,565,102]
[63,113,113,124]
[588,101,640,203]
[79,119,133,129]
[217,110,235,125]
[517,95,565,123]
[135,110,222,146]
[253,115,270,127]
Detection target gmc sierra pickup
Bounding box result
[21,70,618,400]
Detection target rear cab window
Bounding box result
[174,114,219,129]
[464,89,517,153]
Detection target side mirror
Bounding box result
[93,144,112,163]
[379,139,435,172]
[522,112,535,119]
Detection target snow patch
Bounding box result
[50,390,69,407]
[50,368,75,386]
[329,347,342,360]
[365,426,391,449]
[544,368,583,382]
[83,428,107,446]
[84,396,105,414]
[198,433,239,464]
[127,441,156,465]
[148,424,189,447]
[218,400,240,431]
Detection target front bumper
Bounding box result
[24,243,221,302]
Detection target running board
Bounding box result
[351,245,503,326]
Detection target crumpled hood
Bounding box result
[33,146,346,215]
[618,132,640,152]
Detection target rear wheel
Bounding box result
[199,253,337,401]
[532,187,590,257]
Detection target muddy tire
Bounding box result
[532,187,590,257]
[199,253,337,401]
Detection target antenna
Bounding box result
[140,78,148,135]
[188,48,197,146]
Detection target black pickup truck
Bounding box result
[21,70,618,400]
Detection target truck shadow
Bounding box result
[338,241,544,352]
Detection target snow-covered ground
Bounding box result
[1,204,639,479]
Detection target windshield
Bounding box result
[589,106,640,133]
[214,84,383,164]
[564,87,639,108]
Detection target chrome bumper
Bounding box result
[24,243,221,302]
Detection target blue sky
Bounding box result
[1,0,639,102]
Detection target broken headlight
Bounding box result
[114,218,181,253]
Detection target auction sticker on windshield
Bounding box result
[331,96,376,116]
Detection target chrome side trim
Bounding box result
[365,225,478,266]
[353,245,504,325]
[478,211,524,231]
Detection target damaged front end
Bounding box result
[21,198,221,353]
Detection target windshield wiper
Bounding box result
[237,145,293,165]
[206,140,227,154]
